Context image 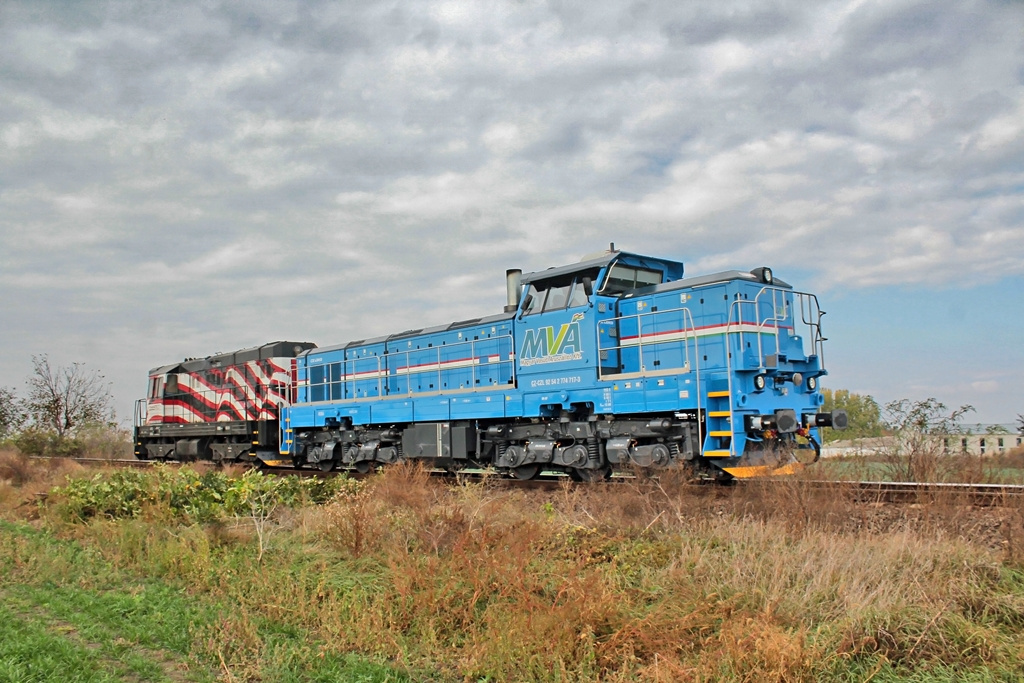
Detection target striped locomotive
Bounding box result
[134,341,315,462]
[134,248,846,478]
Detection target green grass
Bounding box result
[0,603,128,683]
[812,451,1024,484]
[0,587,206,682]
[812,455,892,480]
[0,520,413,682]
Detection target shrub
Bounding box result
[47,466,359,523]
[13,427,60,457]
[75,424,132,459]
[0,450,35,486]
[10,423,129,459]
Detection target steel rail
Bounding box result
[800,479,1024,506]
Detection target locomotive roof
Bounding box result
[520,250,685,285]
[149,340,316,375]
[520,252,618,284]
[619,269,793,299]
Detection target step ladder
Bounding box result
[702,377,733,458]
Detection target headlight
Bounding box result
[807,376,817,391]
[753,374,766,391]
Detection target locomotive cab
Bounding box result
[508,247,843,478]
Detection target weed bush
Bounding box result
[11,424,131,459]
[14,426,85,457]
[48,466,358,523]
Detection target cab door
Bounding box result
[514,278,593,384]
[593,295,621,377]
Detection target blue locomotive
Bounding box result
[277,246,845,479]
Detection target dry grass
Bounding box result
[289,465,1024,679]
[0,448,83,517]
[7,460,1024,680]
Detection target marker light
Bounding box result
[751,267,773,284]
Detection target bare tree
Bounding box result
[882,398,974,482]
[1018,414,1024,436]
[25,355,114,441]
[0,386,26,440]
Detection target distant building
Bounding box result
[822,434,1024,458]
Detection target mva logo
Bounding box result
[520,320,584,367]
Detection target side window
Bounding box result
[604,265,637,293]
[150,378,162,399]
[601,264,665,294]
[635,268,663,287]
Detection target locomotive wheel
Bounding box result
[570,466,611,482]
[319,460,335,472]
[354,460,373,474]
[510,464,540,480]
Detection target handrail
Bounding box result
[797,292,827,364]
[726,287,826,374]
[595,305,703,454]
[306,334,517,400]
[133,399,147,428]
[388,333,516,395]
[596,304,698,378]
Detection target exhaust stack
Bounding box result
[504,269,523,313]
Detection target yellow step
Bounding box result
[708,410,731,418]
[703,450,733,458]
[708,390,731,398]
[709,431,732,437]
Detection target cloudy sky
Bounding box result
[1,0,1022,427]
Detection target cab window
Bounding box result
[601,264,664,294]
[542,284,571,312]
[522,273,595,315]
[568,281,589,308]
[521,285,542,315]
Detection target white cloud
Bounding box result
[0,0,1022,422]
[855,89,942,142]
[973,95,1024,151]
[971,380,1000,394]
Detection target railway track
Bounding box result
[809,480,1024,506]
[36,457,1024,507]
